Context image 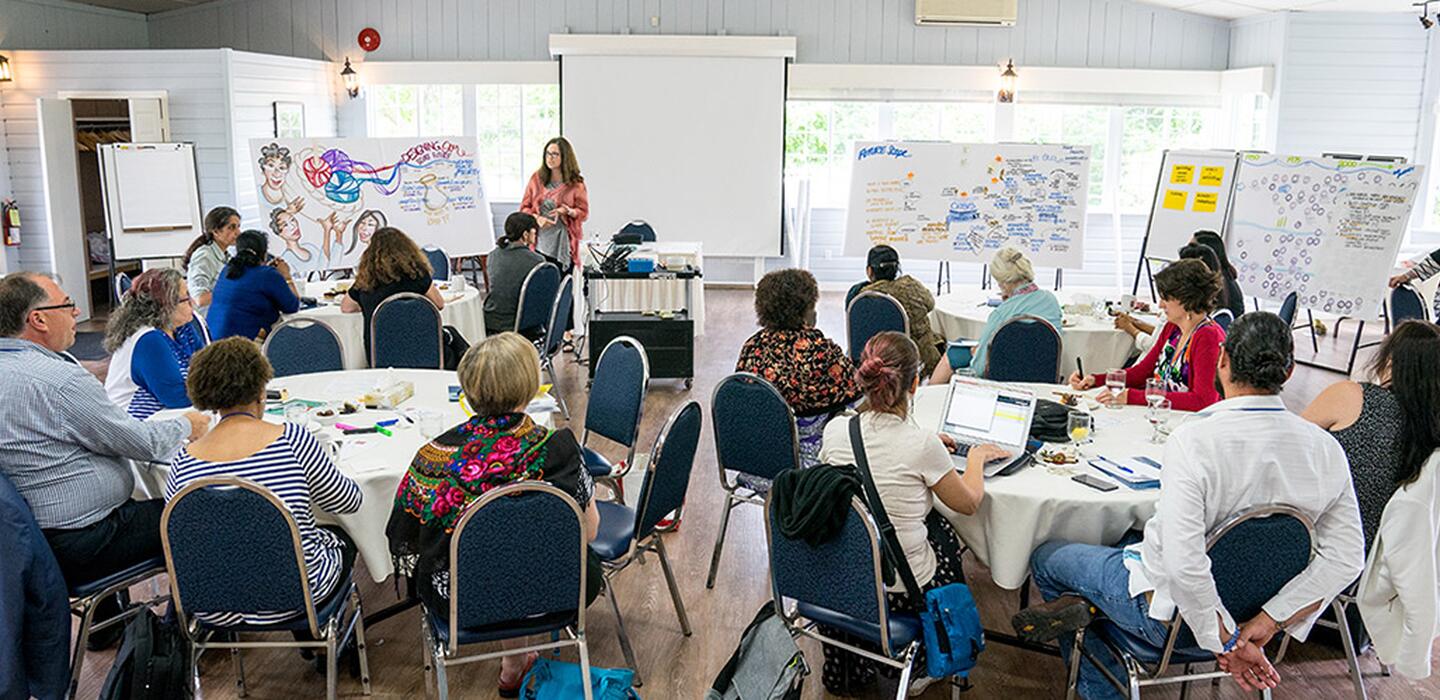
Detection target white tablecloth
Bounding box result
[135,369,553,583]
[291,279,486,369]
[928,287,1158,378]
[914,383,1167,589]
[588,241,705,337]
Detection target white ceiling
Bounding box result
[63,0,206,14]
[1137,0,1419,20]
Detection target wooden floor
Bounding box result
[70,289,1435,699]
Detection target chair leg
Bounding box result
[1125,655,1143,700]
[894,645,917,700]
[654,537,692,636]
[604,580,643,686]
[231,644,248,697]
[1332,600,1368,700]
[325,634,338,700]
[547,362,569,420]
[352,588,373,696]
[1065,627,1085,700]
[1307,310,1319,353]
[67,598,100,700]
[422,616,437,700]
[577,632,594,700]
[1178,663,1191,700]
[705,496,736,589]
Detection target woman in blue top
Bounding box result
[207,229,302,341]
[103,268,206,419]
[931,246,1063,384]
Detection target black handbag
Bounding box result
[1029,399,1079,443]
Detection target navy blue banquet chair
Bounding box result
[514,262,561,339]
[1066,505,1314,700]
[581,336,649,502]
[706,372,799,589]
[984,314,1063,383]
[538,276,575,419]
[1210,308,1234,333]
[590,401,703,685]
[370,292,443,369]
[1277,291,1298,326]
[113,271,132,303]
[263,318,345,377]
[1390,283,1429,324]
[617,220,657,242]
[766,496,938,700]
[421,481,594,700]
[422,246,451,281]
[161,477,371,700]
[846,291,909,361]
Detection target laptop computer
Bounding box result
[939,378,1038,477]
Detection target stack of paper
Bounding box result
[1088,456,1162,490]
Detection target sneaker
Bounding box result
[1011,595,1097,644]
[907,675,942,696]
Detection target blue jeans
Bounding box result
[1030,541,1172,700]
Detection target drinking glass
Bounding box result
[1148,397,1172,444]
[1105,369,1127,409]
[283,402,309,426]
[1145,378,1165,407]
[1067,412,1093,446]
[418,410,445,440]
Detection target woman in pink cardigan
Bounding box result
[519,137,590,271]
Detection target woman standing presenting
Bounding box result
[520,137,589,270]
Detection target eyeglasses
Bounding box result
[178,296,193,305]
[34,300,76,312]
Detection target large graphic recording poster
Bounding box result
[249,137,492,273]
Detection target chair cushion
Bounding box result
[590,501,636,562]
[796,601,922,653]
[197,574,353,633]
[582,446,613,478]
[428,608,577,646]
[68,556,166,599]
[1091,619,1212,666]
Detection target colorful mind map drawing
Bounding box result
[250,137,491,273]
[1226,154,1422,319]
[843,141,1090,268]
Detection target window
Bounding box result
[1012,104,1111,207]
[367,84,463,138]
[784,101,881,207]
[890,102,994,143]
[475,84,558,201]
[1118,107,1220,211]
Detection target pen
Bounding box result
[1097,456,1134,474]
[1076,357,1085,378]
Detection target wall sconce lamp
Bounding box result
[341,57,359,98]
[0,56,13,83]
[998,59,1018,104]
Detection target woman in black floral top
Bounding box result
[737,269,862,465]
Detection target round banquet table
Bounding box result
[135,369,553,583]
[927,287,1160,378]
[913,383,1167,590]
[290,279,486,369]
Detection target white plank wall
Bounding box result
[0,0,148,50]
[1228,13,1286,70]
[146,0,1233,71]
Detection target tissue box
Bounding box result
[361,381,414,409]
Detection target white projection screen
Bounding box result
[559,45,790,257]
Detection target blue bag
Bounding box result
[519,657,640,700]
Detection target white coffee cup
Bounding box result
[1120,293,1136,310]
[453,274,467,293]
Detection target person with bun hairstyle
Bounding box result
[1191,230,1246,319]
[932,246,1062,384]
[183,206,241,311]
[1070,259,1224,411]
[848,245,946,376]
[814,331,1008,695]
[483,212,547,337]
[206,229,301,341]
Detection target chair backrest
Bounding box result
[449,481,587,652]
[846,291,909,361]
[187,313,212,345]
[766,496,902,655]
[162,478,323,636]
[984,314,1063,383]
[617,220,657,242]
[114,272,132,303]
[1278,292,1298,326]
[540,276,574,361]
[585,336,648,447]
[633,402,703,541]
[712,373,799,482]
[371,292,443,369]
[515,262,561,335]
[423,246,450,281]
[1390,284,1428,324]
[263,318,345,377]
[1210,308,1235,332]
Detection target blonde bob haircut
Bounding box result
[457,332,540,417]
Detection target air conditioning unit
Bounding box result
[916,0,1017,27]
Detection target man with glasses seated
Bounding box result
[0,272,209,648]
[1011,312,1364,699]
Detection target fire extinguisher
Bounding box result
[1,199,19,247]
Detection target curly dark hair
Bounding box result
[1222,312,1292,394]
[187,337,274,411]
[1154,258,1221,314]
[754,268,818,331]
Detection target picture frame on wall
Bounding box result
[273,101,305,138]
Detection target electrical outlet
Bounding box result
[650,15,659,27]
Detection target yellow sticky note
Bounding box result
[1170,165,1195,184]
[1199,166,1225,187]
[1193,192,1219,213]
[1163,190,1188,210]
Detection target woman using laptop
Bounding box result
[814,331,1008,695]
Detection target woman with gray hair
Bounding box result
[104,268,205,419]
[932,246,1062,383]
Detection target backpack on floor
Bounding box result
[706,601,807,700]
[519,657,638,700]
[98,607,193,700]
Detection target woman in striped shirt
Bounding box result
[166,338,362,627]
[104,268,206,419]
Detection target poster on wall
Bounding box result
[248,137,492,274]
[1228,153,1422,320]
[843,141,1091,268]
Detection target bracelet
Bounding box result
[1221,627,1242,654]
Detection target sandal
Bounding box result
[497,651,539,698]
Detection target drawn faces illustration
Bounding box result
[259,143,294,205]
[347,210,387,254]
[270,208,301,242]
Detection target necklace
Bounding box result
[218,410,259,422]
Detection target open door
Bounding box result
[37,98,91,321]
[128,97,167,142]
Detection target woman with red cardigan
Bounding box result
[519,136,590,270]
[1068,259,1226,411]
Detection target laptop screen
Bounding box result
[941,379,1035,449]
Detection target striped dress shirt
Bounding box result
[0,337,190,530]
[167,422,362,625]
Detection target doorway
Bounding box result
[73,99,139,321]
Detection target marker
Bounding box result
[376,426,393,437]
[342,426,378,435]
[376,419,399,427]
[335,422,361,431]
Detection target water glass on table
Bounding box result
[1145,378,1165,407]
[1147,397,1172,444]
[1105,369,1127,409]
